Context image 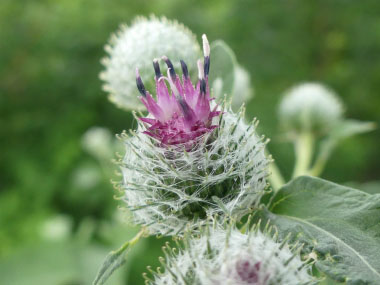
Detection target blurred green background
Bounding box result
[1,0,379,284]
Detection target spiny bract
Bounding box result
[145,222,316,285]
[119,109,269,235]
[100,15,201,111]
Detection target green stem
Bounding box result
[292,132,314,178]
[268,159,286,192]
[308,139,336,177]
[92,227,147,285]
[120,227,146,251]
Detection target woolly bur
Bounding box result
[117,35,270,235]
[278,83,344,136]
[100,16,201,110]
[145,220,316,285]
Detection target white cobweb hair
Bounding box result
[145,220,316,285]
[116,104,270,236]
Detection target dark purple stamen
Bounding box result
[153,60,162,78]
[136,75,146,97]
[180,60,189,78]
[204,56,210,77]
[162,56,176,78]
[177,96,193,121]
[137,35,218,146]
[200,78,207,95]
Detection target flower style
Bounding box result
[145,221,316,285]
[136,34,219,146]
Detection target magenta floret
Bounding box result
[135,35,220,145]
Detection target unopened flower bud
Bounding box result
[278,83,344,135]
[100,16,201,110]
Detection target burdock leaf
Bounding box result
[330,119,375,140]
[92,246,128,285]
[260,176,380,284]
[346,181,380,195]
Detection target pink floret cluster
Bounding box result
[135,35,220,145]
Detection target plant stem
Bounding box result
[268,159,286,192]
[92,227,147,285]
[265,149,286,192]
[308,139,335,177]
[292,132,314,178]
[118,227,146,252]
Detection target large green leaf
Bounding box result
[346,181,380,195]
[261,176,380,284]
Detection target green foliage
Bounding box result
[330,120,376,141]
[347,181,380,195]
[259,176,380,284]
[0,241,126,285]
[310,120,376,176]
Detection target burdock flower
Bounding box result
[136,35,218,146]
[145,222,316,285]
[118,35,270,236]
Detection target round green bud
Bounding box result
[100,15,201,110]
[278,83,344,135]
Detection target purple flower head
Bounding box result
[135,35,220,145]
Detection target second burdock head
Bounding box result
[145,221,316,284]
[278,83,344,136]
[100,16,201,111]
